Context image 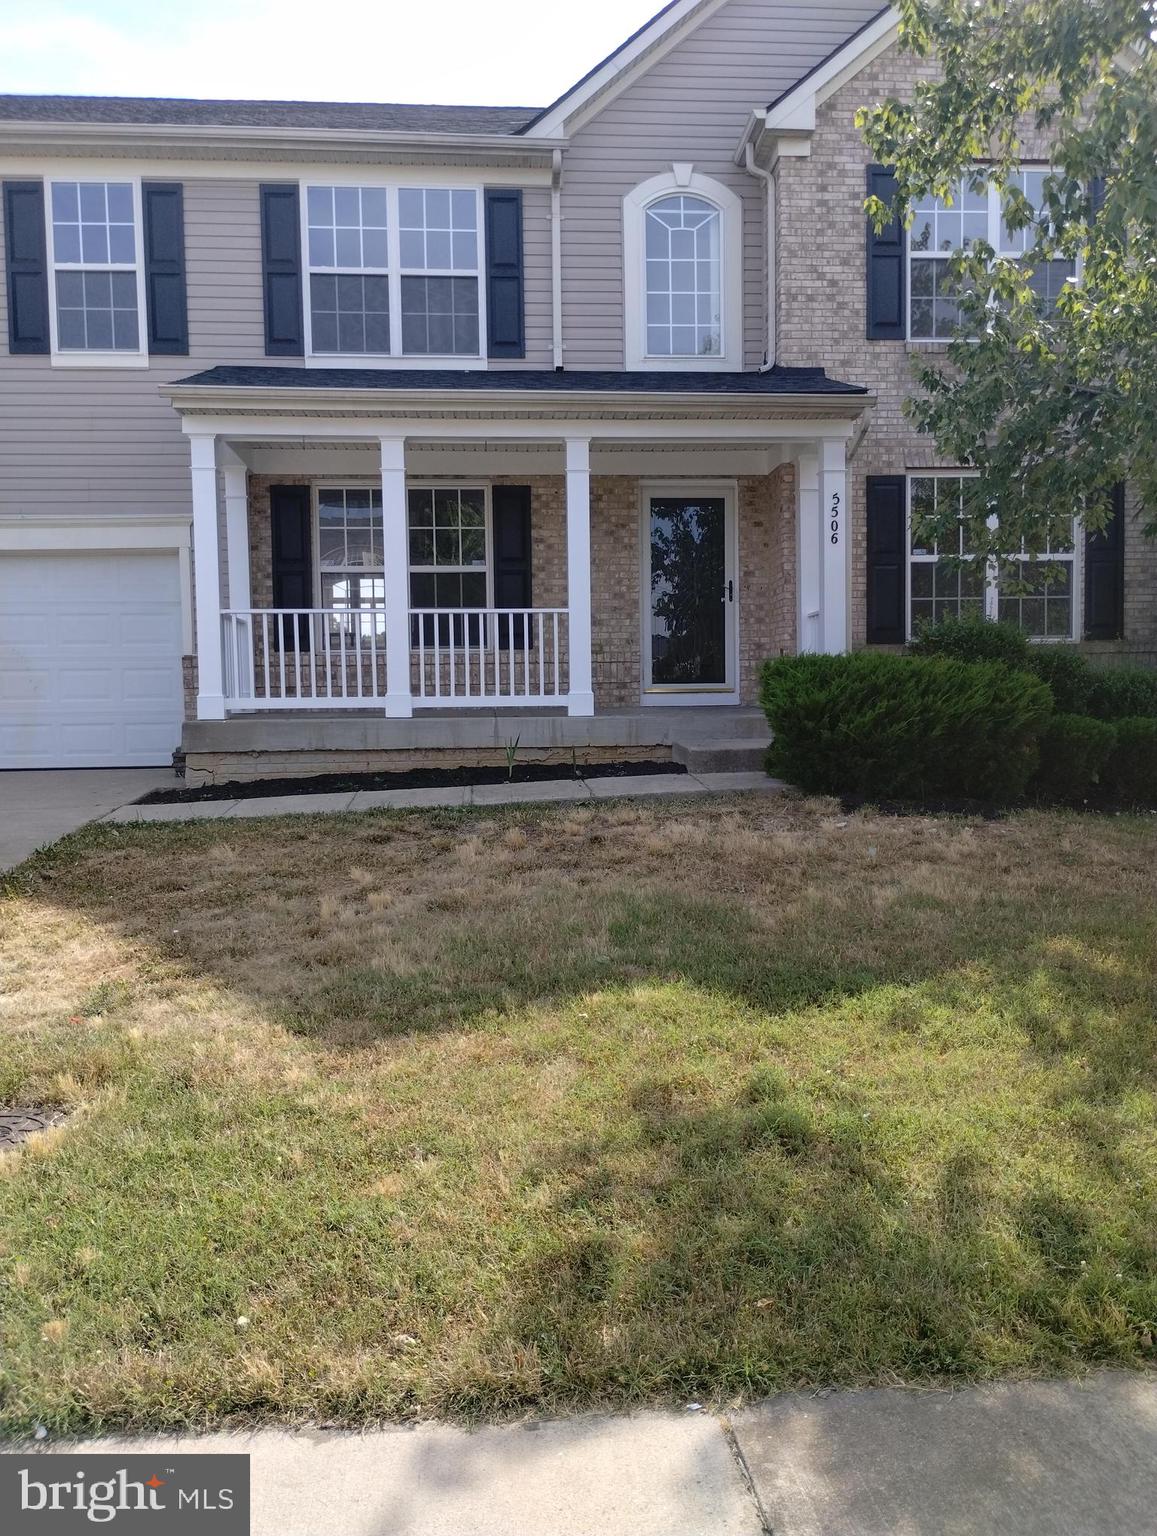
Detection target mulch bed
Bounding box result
[0,1108,69,1152]
[141,758,688,805]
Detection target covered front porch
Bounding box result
[166,367,868,754]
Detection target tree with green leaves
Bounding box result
[858,0,1155,568]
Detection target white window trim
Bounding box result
[905,470,1082,642]
[907,167,1079,343]
[623,171,742,372]
[300,180,488,370]
[310,479,494,608]
[45,174,149,369]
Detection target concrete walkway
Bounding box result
[102,769,784,824]
[0,767,177,869]
[12,1373,1154,1535]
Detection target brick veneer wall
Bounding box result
[776,42,1157,663]
[228,468,794,721]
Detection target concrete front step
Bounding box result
[672,736,771,774]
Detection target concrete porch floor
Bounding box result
[180,706,772,784]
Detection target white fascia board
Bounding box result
[522,0,730,139]
[0,514,191,551]
[0,120,563,166]
[164,396,873,435]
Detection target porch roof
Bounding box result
[173,364,868,397]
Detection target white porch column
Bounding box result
[818,436,849,654]
[379,434,413,718]
[565,436,595,716]
[220,446,251,612]
[796,447,821,653]
[189,430,225,720]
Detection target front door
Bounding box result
[642,485,737,701]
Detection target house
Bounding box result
[1,1,1153,782]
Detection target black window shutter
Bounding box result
[492,483,533,647]
[1084,481,1125,640]
[866,164,905,340]
[484,188,525,359]
[142,182,188,355]
[270,484,312,648]
[260,184,304,357]
[3,180,50,354]
[866,475,908,643]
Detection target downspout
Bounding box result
[551,148,564,369]
[744,141,775,369]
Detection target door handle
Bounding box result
[725,579,734,603]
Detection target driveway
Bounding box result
[0,767,177,870]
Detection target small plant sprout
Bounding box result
[504,735,521,781]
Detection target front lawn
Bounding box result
[0,796,1154,1433]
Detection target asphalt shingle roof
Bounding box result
[0,95,540,135]
[173,365,868,395]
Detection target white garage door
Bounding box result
[0,551,184,768]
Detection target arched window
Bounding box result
[624,171,742,370]
[643,195,721,357]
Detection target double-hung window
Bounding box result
[997,528,1078,639]
[908,169,1077,340]
[907,473,1078,640]
[908,475,987,628]
[48,179,145,363]
[399,190,480,356]
[408,486,489,645]
[316,487,384,641]
[301,184,482,361]
[997,170,1076,316]
[306,187,389,355]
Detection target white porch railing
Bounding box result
[221,607,569,709]
[410,607,568,706]
[222,609,387,708]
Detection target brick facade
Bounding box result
[775,41,1157,664]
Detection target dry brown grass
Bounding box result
[0,795,1154,1433]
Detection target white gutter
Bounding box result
[551,149,564,369]
[744,142,776,369]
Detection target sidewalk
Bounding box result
[13,1372,1155,1535]
[102,769,784,824]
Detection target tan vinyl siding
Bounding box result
[559,0,884,369]
[0,174,549,517]
[0,177,279,518]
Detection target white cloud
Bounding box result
[0,0,663,105]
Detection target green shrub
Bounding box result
[1024,647,1093,715]
[1101,717,1157,803]
[908,614,1030,668]
[1084,667,1157,721]
[1031,714,1116,801]
[760,652,1052,803]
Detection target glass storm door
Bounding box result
[643,490,736,697]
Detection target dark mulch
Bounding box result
[0,1108,69,1151]
[141,758,688,805]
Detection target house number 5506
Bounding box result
[829,492,841,545]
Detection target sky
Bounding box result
[0,0,667,106]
